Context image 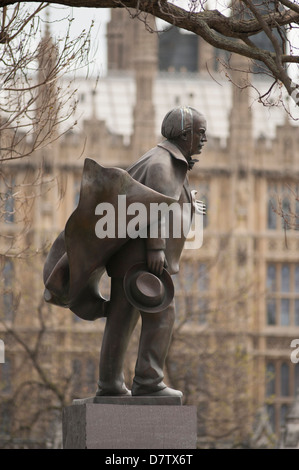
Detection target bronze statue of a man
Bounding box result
[43,106,207,399]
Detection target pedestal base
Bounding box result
[62,399,197,449]
[72,394,182,406]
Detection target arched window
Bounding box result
[267,197,277,229]
[266,362,275,397]
[281,265,290,292]
[282,196,291,230]
[280,404,289,428]
[281,299,290,326]
[267,264,276,292]
[266,263,299,326]
[266,404,275,432]
[266,300,276,325]
[280,362,290,397]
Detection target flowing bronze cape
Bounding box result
[43,158,176,321]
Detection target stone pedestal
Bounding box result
[62,396,197,449]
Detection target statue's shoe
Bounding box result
[96,386,131,397]
[132,386,182,398]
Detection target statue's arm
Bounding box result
[143,158,184,275]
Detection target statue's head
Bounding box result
[161,106,207,161]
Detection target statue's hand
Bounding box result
[147,249,167,276]
[194,200,206,215]
[191,190,206,215]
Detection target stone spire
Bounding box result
[197,2,215,74]
[35,8,59,148]
[106,9,135,71]
[131,14,158,157]
[226,0,253,170]
[227,51,253,171]
[198,37,215,74]
[107,10,157,157]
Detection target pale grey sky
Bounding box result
[37,1,298,82]
[46,4,110,76]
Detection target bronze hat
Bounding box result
[123,263,174,313]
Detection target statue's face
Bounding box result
[190,114,207,156]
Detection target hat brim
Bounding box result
[123,263,174,313]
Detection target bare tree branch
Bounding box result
[0,3,94,163]
[1,0,297,103]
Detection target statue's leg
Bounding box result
[97,277,139,396]
[132,300,182,397]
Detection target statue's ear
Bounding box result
[180,131,188,141]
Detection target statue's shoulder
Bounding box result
[129,144,171,171]
[157,141,187,167]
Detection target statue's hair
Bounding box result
[161,106,200,139]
